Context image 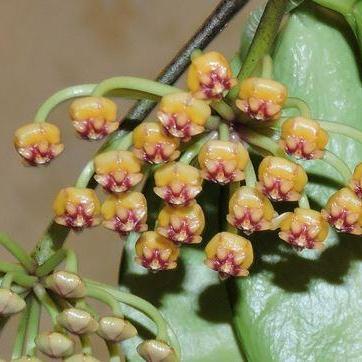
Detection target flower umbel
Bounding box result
[156,201,205,244]
[350,162,362,199]
[205,232,253,278]
[158,92,211,141]
[236,77,287,122]
[279,208,329,249]
[257,156,308,201]
[280,117,329,159]
[198,140,249,184]
[14,122,64,165]
[53,187,101,229]
[322,188,362,235]
[133,122,180,164]
[101,192,148,234]
[153,162,202,205]
[94,150,143,193]
[69,97,119,140]
[187,51,236,100]
[135,231,180,271]
[227,186,277,234]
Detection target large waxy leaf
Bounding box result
[231,3,362,361]
[119,181,243,361]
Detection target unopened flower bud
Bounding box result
[187,51,236,100]
[133,122,180,164]
[94,150,143,193]
[350,162,362,199]
[137,339,177,362]
[36,332,74,358]
[45,271,86,298]
[279,208,329,249]
[97,316,137,342]
[236,77,287,122]
[322,188,362,235]
[65,354,100,362]
[227,186,277,234]
[205,232,253,278]
[57,308,98,335]
[102,192,147,233]
[198,140,249,184]
[157,201,205,244]
[53,187,101,229]
[280,117,328,159]
[12,357,43,362]
[158,92,211,141]
[0,288,26,316]
[69,97,118,140]
[257,156,308,201]
[14,122,64,165]
[154,162,202,205]
[135,232,180,271]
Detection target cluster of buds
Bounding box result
[236,77,287,122]
[257,156,308,201]
[69,97,119,140]
[279,117,329,159]
[14,122,64,165]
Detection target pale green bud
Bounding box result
[0,288,26,316]
[44,271,86,298]
[137,340,178,362]
[36,332,74,358]
[57,308,98,335]
[97,316,137,342]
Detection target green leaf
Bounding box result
[119,181,244,361]
[231,3,362,361]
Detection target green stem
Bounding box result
[2,272,36,289]
[219,123,230,141]
[64,249,78,273]
[24,296,41,357]
[180,132,217,164]
[92,76,178,97]
[85,285,123,317]
[323,150,352,183]
[34,84,96,122]
[11,297,31,359]
[75,132,134,188]
[0,233,35,273]
[80,334,92,355]
[312,0,356,17]
[106,341,123,362]
[237,0,288,82]
[211,100,236,121]
[261,54,273,78]
[0,262,25,274]
[84,280,168,342]
[205,115,221,130]
[318,120,362,144]
[298,192,310,209]
[244,160,257,187]
[284,97,312,118]
[33,283,59,325]
[1,272,13,289]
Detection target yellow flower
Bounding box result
[14,122,64,165]
[135,231,180,271]
[198,140,249,184]
[349,162,362,199]
[153,162,202,205]
[133,122,180,164]
[101,192,147,234]
[236,77,287,122]
[158,92,211,141]
[94,150,143,193]
[279,208,329,249]
[257,156,308,201]
[227,186,277,234]
[204,232,253,278]
[69,96,118,140]
[322,187,362,235]
[280,117,329,159]
[53,187,101,229]
[156,201,205,244]
[187,51,236,100]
